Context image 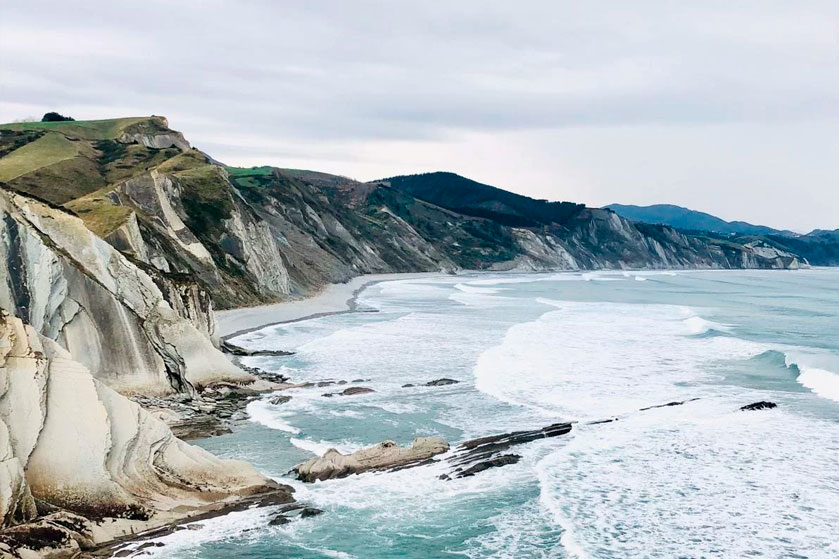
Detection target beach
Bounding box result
[215,272,444,339]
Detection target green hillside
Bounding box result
[0,132,80,181]
[0,116,156,140]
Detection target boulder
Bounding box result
[425,378,459,386]
[339,387,374,396]
[295,437,449,482]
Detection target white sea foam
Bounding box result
[784,350,839,403]
[474,300,763,420]
[289,438,363,456]
[247,399,300,434]
[537,402,839,558]
[454,282,504,294]
[114,506,278,557]
[681,315,732,335]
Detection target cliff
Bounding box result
[1,118,813,316]
[0,115,826,554]
[0,309,290,557]
[0,189,253,395]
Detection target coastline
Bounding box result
[216,272,446,340]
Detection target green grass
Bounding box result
[225,165,274,177]
[0,132,80,181]
[65,192,133,237]
[0,117,155,140]
[156,150,210,173]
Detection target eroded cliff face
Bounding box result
[0,190,251,395]
[489,208,803,272]
[0,117,813,317]
[0,309,288,556]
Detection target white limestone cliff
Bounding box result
[0,190,251,395]
[0,309,288,556]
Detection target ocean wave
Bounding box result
[247,399,300,434]
[783,350,839,404]
[454,282,505,294]
[473,301,763,420]
[290,437,363,456]
[682,315,733,335]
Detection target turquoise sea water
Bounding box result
[127,269,839,558]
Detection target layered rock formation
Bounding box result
[295,437,450,482]
[0,309,290,557]
[0,114,830,555]
[0,190,252,395]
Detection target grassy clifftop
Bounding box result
[0,116,166,140]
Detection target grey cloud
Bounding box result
[1,0,837,229]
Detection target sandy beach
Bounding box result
[215,272,445,339]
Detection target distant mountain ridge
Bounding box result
[383,172,584,227]
[605,203,796,237]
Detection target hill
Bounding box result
[0,116,821,316]
[383,172,584,227]
[605,203,793,237]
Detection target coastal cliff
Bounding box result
[0,189,252,395]
[0,309,290,557]
[0,115,828,555]
[1,117,811,313]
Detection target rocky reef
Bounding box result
[295,437,450,482]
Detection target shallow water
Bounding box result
[127,269,839,558]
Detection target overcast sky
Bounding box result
[1,1,837,231]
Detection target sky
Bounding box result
[1,1,837,232]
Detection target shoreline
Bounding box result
[216,272,446,340]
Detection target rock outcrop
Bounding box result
[0,309,292,556]
[740,401,777,411]
[295,437,450,482]
[0,190,252,395]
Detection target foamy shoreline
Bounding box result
[216,272,447,339]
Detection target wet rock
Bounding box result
[442,422,572,480]
[270,395,292,405]
[300,507,324,518]
[339,387,374,396]
[221,341,295,357]
[295,437,449,482]
[425,378,459,386]
[402,383,415,388]
[268,515,291,526]
[639,398,700,411]
[455,454,521,478]
[174,524,204,531]
[740,401,777,411]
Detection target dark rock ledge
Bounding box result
[221,340,295,357]
[740,401,777,411]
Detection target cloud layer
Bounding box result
[1,0,837,231]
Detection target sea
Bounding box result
[123,269,839,558]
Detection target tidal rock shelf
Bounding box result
[295,438,450,482]
[442,423,574,480]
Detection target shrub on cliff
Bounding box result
[41,112,75,122]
